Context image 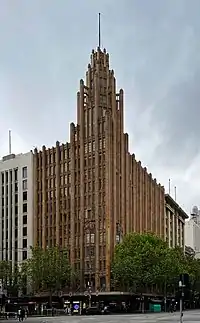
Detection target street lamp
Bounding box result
[179,274,189,323]
[179,280,184,323]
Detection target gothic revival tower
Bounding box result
[77,47,126,291]
[33,47,165,292]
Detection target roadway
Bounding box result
[2,310,200,322]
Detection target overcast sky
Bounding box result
[0,0,199,214]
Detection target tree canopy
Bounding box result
[0,260,21,297]
[26,245,72,302]
[112,232,188,293]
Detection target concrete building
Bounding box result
[185,206,200,258]
[33,47,166,292]
[0,152,34,267]
[164,194,188,249]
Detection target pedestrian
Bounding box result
[18,307,22,321]
[21,308,25,321]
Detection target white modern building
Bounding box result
[185,206,200,258]
[0,151,34,267]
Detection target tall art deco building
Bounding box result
[33,47,165,291]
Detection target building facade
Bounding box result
[164,194,188,249]
[0,152,34,267]
[33,47,165,292]
[185,206,200,258]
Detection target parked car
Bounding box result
[86,306,102,315]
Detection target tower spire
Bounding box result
[98,13,101,49]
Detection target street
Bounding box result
[2,310,200,323]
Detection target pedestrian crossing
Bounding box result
[26,311,200,323]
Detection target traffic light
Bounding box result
[180,273,189,288]
[179,273,190,301]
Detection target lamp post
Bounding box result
[179,280,184,323]
[179,273,189,323]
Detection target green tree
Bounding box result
[186,255,200,296]
[0,261,20,297]
[154,246,188,297]
[27,246,72,305]
[18,261,30,296]
[112,232,187,294]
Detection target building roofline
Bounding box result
[165,193,189,219]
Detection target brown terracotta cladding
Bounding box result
[33,47,165,292]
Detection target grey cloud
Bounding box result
[152,67,200,169]
[0,0,200,212]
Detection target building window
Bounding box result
[23,203,27,213]
[22,167,27,178]
[90,247,95,256]
[103,138,105,149]
[15,194,18,204]
[23,239,27,248]
[15,205,18,216]
[22,251,27,260]
[23,215,27,225]
[22,180,27,190]
[88,142,92,153]
[86,233,90,243]
[92,141,95,152]
[14,169,18,181]
[23,191,27,201]
[91,233,95,243]
[1,172,4,184]
[23,227,27,236]
[14,182,18,192]
[5,172,8,183]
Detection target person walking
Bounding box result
[21,308,25,321]
[18,308,22,321]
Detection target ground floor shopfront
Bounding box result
[3,292,179,315]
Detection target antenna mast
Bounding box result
[98,13,101,48]
[9,130,11,154]
[168,178,171,195]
